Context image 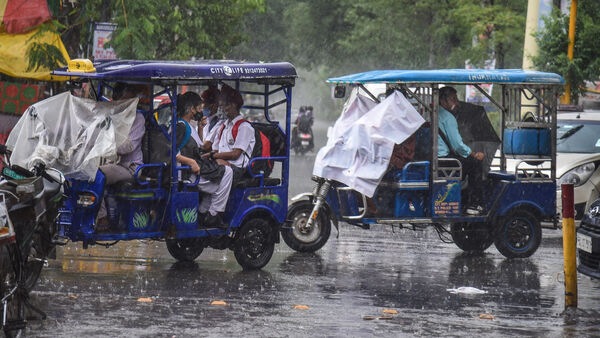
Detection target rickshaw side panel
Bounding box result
[486,175,556,219]
[226,185,288,226]
[169,191,199,231]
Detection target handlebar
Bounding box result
[8,163,61,184]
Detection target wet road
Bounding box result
[25,227,600,337]
[22,121,600,337]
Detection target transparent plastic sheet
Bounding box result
[326,88,379,143]
[313,91,425,197]
[6,92,138,180]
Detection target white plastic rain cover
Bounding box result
[6,92,138,180]
[313,90,425,197]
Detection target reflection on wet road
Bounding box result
[26,227,600,337]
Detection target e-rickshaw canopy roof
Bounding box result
[327,69,564,85]
[52,59,297,85]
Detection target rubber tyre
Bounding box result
[494,210,542,258]
[166,237,205,262]
[282,200,331,253]
[1,243,25,338]
[450,222,494,253]
[12,219,44,292]
[233,218,275,270]
[22,231,45,292]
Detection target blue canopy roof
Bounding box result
[327,69,564,85]
[52,59,297,84]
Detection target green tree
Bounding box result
[52,0,265,60]
[532,1,600,102]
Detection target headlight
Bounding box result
[557,162,596,188]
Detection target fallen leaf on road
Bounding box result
[293,304,309,310]
[362,315,377,320]
[137,297,153,303]
[211,300,227,306]
[382,308,398,315]
[479,313,495,320]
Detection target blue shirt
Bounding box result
[437,107,471,158]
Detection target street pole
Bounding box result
[562,183,577,308]
[560,0,578,105]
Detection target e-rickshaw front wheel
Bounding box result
[493,210,542,259]
[450,222,494,253]
[282,200,331,253]
[233,218,275,270]
[165,237,205,262]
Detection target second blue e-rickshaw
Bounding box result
[282,69,564,259]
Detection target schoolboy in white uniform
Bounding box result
[212,84,255,173]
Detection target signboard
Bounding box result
[465,59,495,103]
[92,22,117,60]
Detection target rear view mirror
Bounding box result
[333,85,346,98]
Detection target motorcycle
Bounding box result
[291,109,314,155]
[292,129,313,155]
[0,144,65,337]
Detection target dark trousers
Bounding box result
[450,154,485,207]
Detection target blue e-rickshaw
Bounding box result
[282,69,564,258]
[11,59,296,270]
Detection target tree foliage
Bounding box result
[233,0,525,73]
[53,0,265,60]
[532,1,600,102]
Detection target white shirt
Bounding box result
[214,115,255,168]
[202,116,225,144]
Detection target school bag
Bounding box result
[218,119,283,177]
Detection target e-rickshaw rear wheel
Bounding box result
[493,210,542,258]
[282,200,331,253]
[450,222,494,253]
[165,237,205,262]
[233,218,275,270]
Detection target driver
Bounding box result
[438,86,485,215]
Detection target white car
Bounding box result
[555,110,600,220]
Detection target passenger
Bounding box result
[211,84,256,180]
[96,83,146,230]
[199,85,223,152]
[176,91,204,147]
[175,92,233,229]
[438,86,485,214]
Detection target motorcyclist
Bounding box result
[292,105,314,151]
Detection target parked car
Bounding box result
[577,198,600,278]
[564,109,600,279]
[555,110,600,220]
